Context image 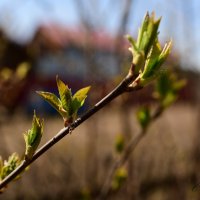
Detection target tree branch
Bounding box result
[0,72,138,190]
[97,106,163,199]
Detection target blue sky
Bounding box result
[0,0,199,70]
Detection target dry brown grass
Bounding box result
[0,103,199,199]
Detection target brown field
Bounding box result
[0,103,200,200]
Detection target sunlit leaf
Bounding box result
[0,153,21,181]
[36,91,65,116]
[24,111,43,160]
[138,12,161,56]
[141,41,161,79]
[73,86,91,107]
[137,12,150,48]
[127,12,162,77]
[140,40,172,86]
[71,86,90,117]
[37,77,91,125]
[56,76,72,116]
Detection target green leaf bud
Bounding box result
[24,111,44,160]
[0,153,21,181]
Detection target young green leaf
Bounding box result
[24,111,44,160]
[142,15,161,56]
[36,91,66,116]
[56,76,73,117]
[0,153,21,181]
[73,86,90,107]
[70,86,91,120]
[140,40,172,86]
[73,86,90,104]
[37,76,91,126]
[56,76,68,98]
[127,12,171,88]
[137,12,150,48]
[135,12,161,57]
[141,41,161,79]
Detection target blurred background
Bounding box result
[0,0,200,199]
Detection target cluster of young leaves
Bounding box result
[24,111,44,160]
[127,12,172,87]
[0,153,21,182]
[37,76,90,126]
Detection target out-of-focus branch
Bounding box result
[97,106,163,200]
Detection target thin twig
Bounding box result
[97,106,163,199]
[0,73,139,190]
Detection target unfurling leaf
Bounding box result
[71,86,91,115]
[24,111,44,160]
[37,76,91,126]
[137,106,151,130]
[73,86,91,106]
[140,40,162,79]
[56,76,73,114]
[140,40,172,86]
[127,12,172,89]
[127,12,161,75]
[136,12,161,58]
[36,91,64,113]
[0,153,21,181]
